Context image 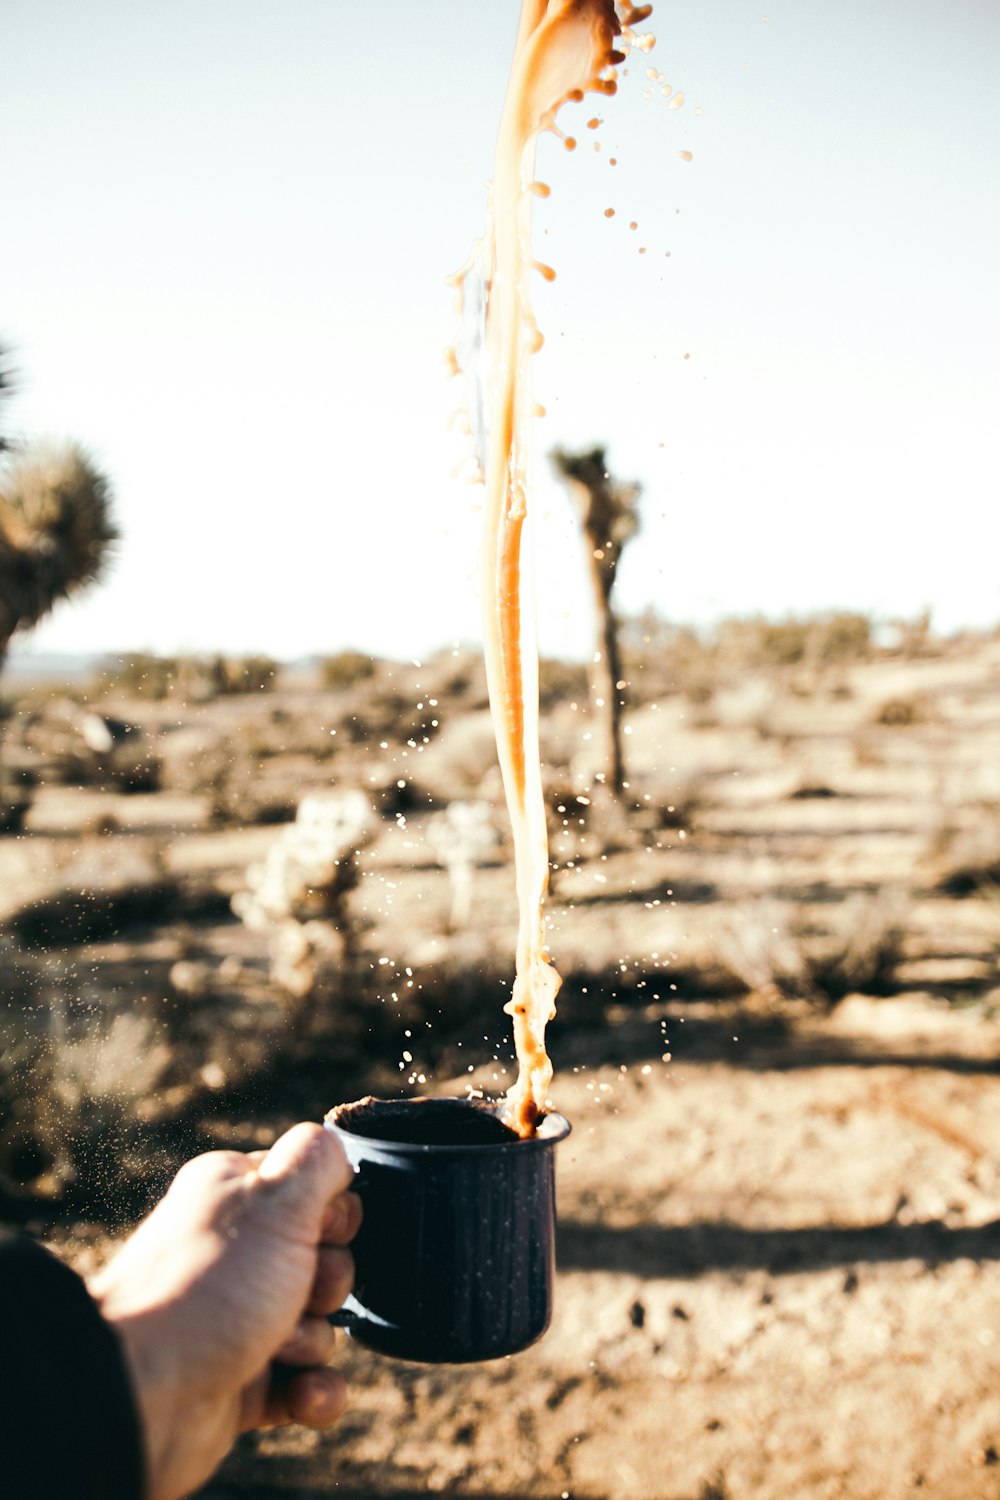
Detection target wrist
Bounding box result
[89,1280,203,1500]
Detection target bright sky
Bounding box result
[3,0,999,663]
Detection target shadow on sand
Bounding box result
[551,996,1000,1079]
[556,1214,1000,1278]
[202,1457,552,1500]
[205,1489,530,1500]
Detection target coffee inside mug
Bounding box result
[325,1096,570,1364]
[332,1096,522,1147]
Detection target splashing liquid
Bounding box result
[452,2,653,1136]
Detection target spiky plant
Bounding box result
[0,441,118,664]
[550,445,640,798]
[0,354,13,456]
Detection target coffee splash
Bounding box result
[452,1,653,1136]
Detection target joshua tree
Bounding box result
[550,445,640,798]
[0,357,13,457]
[0,358,117,668]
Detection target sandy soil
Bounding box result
[4,634,1000,1497]
[200,998,1000,1500]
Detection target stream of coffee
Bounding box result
[454,1,653,1136]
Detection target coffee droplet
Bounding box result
[604,207,616,217]
[678,150,693,161]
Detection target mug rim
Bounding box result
[325,1095,571,1155]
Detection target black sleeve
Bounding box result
[0,1227,145,1500]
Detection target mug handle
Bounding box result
[328,1305,361,1328]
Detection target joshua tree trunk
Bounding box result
[591,571,626,795]
[551,446,640,800]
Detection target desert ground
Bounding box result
[2,617,1000,1499]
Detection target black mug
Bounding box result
[324,1096,571,1364]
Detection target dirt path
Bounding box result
[203,1001,1000,1500]
[8,638,1000,1496]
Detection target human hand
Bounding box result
[88,1123,360,1500]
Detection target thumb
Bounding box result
[256,1123,353,1216]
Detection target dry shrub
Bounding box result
[622,618,715,702]
[317,651,378,691]
[202,749,294,828]
[873,695,933,728]
[416,648,488,708]
[0,780,31,833]
[160,726,326,827]
[407,709,499,803]
[91,652,176,699]
[713,899,813,1002]
[814,889,911,999]
[714,888,909,1008]
[235,710,335,763]
[220,656,279,694]
[326,680,433,745]
[0,703,33,830]
[320,649,486,737]
[157,726,227,794]
[626,774,706,839]
[975,883,1000,966]
[83,809,119,836]
[93,653,279,702]
[684,675,717,708]
[622,611,874,704]
[11,698,160,792]
[930,804,1000,894]
[160,714,337,817]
